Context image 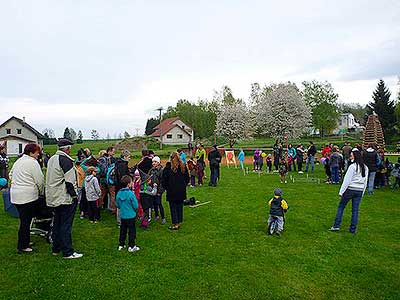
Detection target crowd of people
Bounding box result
[245,141,400,190]
[0,140,225,257]
[0,139,399,256]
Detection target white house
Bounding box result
[334,113,363,134]
[151,117,194,145]
[0,116,44,156]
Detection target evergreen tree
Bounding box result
[77,130,83,144]
[145,118,159,136]
[368,79,396,138]
[63,127,72,140]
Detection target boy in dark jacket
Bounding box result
[267,188,288,236]
[116,175,140,252]
[148,156,166,224]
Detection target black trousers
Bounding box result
[169,201,183,224]
[153,195,165,219]
[79,188,88,214]
[52,202,77,257]
[88,201,100,221]
[297,159,303,172]
[119,218,136,247]
[15,200,37,250]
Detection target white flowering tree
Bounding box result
[254,82,311,140]
[216,101,251,148]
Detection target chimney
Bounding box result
[23,116,26,123]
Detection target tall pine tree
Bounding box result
[368,79,396,139]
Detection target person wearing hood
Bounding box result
[116,175,140,252]
[85,166,101,223]
[208,145,222,187]
[362,143,379,195]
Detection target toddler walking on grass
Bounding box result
[116,175,140,252]
[85,166,101,223]
[267,188,288,236]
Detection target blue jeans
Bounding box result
[305,156,315,172]
[240,161,244,171]
[367,171,376,194]
[209,166,218,186]
[330,166,340,183]
[52,202,77,257]
[333,189,363,233]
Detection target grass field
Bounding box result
[1,160,399,300]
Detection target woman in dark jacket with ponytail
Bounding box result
[162,152,189,230]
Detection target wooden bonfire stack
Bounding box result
[362,114,385,150]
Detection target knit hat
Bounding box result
[274,188,282,197]
[152,156,160,163]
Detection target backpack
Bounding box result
[106,163,116,185]
[98,157,108,177]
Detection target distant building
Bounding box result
[0,116,44,156]
[334,113,363,134]
[151,117,194,145]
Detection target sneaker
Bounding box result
[64,252,83,259]
[52,251,60,256]
[118,246,125,251]
[128,246,140,252]
[284,180,287,184]
[298,171,303,174]
[162,218,166,225]
[80,215,84,220]
[329,227,340,232]
[155,216,160,221]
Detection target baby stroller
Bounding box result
[30,196,53,244]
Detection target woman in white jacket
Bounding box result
[10,143,44,253]
[330,148,368,234]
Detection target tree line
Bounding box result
[145,79,400,145]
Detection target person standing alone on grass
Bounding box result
[46,139,83,259]
[238,149,245,171]
[267,188,288,236]
[208,145,222,187]
[305,141,317,173]
[330,148,368,234]
[117,175,140,252]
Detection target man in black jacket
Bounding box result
[208,145,221,187]
[363,143,379,195]
[305,141,317,173]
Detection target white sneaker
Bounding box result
[64,252,83,259]
[118,246,125,251]
[329,227,340,232]
[298,171,303,174]
[128,246,140,252]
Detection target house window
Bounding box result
[17,129,22,134]
[6,129,11,134]
[177,134,183,139]
[166,134,172,139]
[18,143,23,154]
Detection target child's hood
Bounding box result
[85,175,95,183]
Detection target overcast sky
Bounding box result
[1,0,399,138]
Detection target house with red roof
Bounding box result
[151,117,194,145]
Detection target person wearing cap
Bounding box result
[267,188,289,236]
[148,156,166,224]
[9,143,44,253]
[330,148,368,234]
[46,139,83,259]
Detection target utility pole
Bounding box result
[155,107,163,150]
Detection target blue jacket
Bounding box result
[238,151,245,162]
[180,152,187,164]
[116,187,138,219]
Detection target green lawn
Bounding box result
[1,164,399,299]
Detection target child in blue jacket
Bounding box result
[116,175,140,252]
